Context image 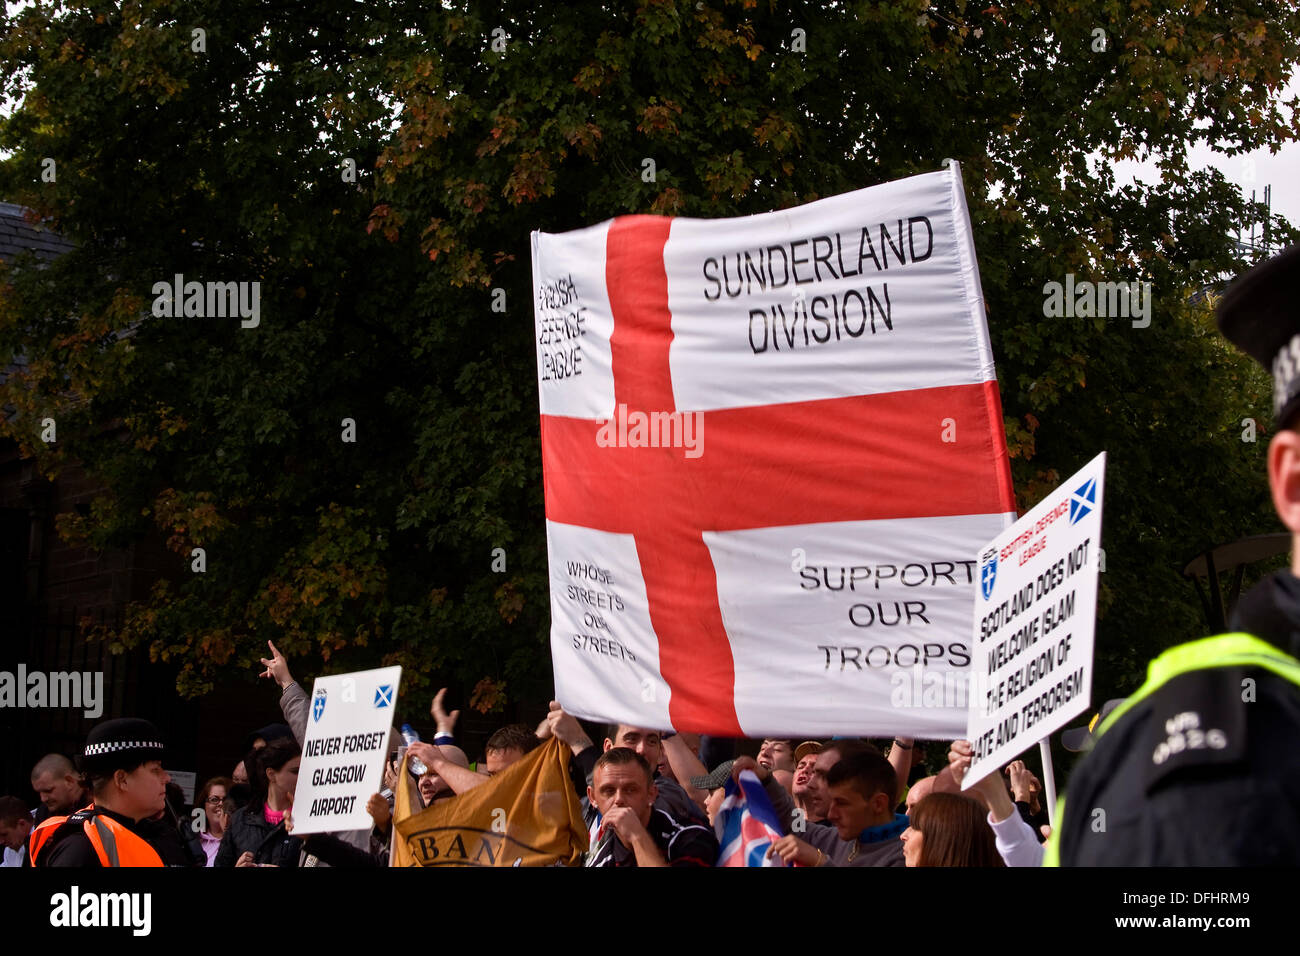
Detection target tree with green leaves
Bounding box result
[1,0,1297,720]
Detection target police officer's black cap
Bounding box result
[1215,244,1300,428]
[81,717,167,774]
[1061,698,1125,752]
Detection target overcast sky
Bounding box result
[1113,74,1300,238]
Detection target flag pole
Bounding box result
[388,747,412,867]
[1037,738,1057,828]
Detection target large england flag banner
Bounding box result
[532,163,1016,738]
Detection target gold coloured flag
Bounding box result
[392,736,588,866]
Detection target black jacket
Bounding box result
[584,806,718,867]
[175,810,207,865]
[301,831,386,868]
[1056,574,1300,865]
[214,803,301,867]
[139,807,204,866]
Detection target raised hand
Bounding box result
[366,792,392,831]
[1006,760,1033,803]
[543,700,592,753]
[946,739,973,788]
[601,806,649,848]
[731,755,767,782]
[405,740,443,770]
[431,687,460,736]
[258,640,293,689]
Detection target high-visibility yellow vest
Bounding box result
[1044,632,1300,866]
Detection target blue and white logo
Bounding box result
[374,685,393,708]
[980,548,998,601]
[312,688,327,722]
[1069,477,1097,525]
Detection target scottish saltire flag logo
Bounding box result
[312,688,327,722]
[980,547,998,601]
[374,684,393,708]
[1069,476,1097,525]
[715,770,786,867]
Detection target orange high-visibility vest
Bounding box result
[29,805,164,867]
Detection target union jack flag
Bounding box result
[715,769,786,867]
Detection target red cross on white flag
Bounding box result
[532,163,1015,738]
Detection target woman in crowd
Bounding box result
[214,738,303,867]
[901,792,1004,867]
[194,776,231,866]
[192,776,232,866]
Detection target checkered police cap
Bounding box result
[81,718,167,773]
[84,739,166,757]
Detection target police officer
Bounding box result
[1047,244,1300,865]
[28,718,173,867]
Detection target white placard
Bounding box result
[293,665,401,835]
[166,770,196,805]
[964,453,1105,787]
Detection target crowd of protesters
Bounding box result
[2,639,1066,868]
[8,242,1300,871]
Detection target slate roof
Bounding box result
[0,202,74,419]
[0,201,75,263]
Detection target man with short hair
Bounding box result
[757,739,795,773]
[758,738,796,792]
[517,702,711,823]
[584,748,717,867]
[29,718,173,867]
[603,724,662,770]
[406,724,541,796]
[770,750,906,866]
[0,796,34,866]
[803,739,873,824]
[791,741,824,821]
[483,723,541,774]
[602,724,709,823]
[417,744,470,805]
[29,754,91,823]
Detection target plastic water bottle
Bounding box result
[401,724,428,775]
